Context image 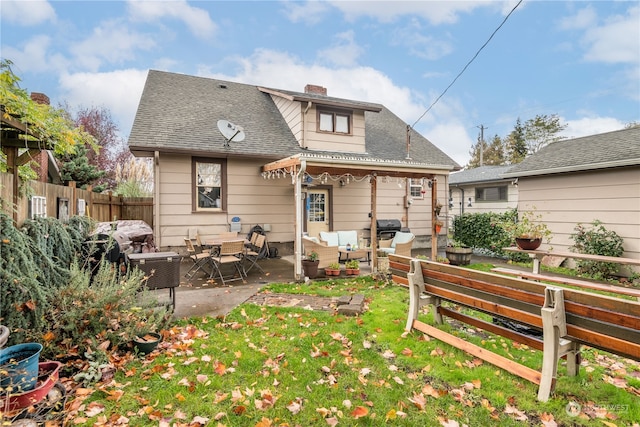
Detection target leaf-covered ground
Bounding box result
[6,277,639,426]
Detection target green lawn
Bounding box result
[65,275,639,426]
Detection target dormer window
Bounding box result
[318,108,351,134]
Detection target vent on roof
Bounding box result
[218,84,227,89]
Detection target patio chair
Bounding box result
[210,239,246,285]
[378,232,414,257]
[184,238,212,279]
[244,234,266,275]
[302,236,339,269]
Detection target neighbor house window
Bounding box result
[410,179,424,198]
[318,109,351,134]
[193,158,226,211]
[475,186,507,202]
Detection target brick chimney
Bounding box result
[304,84,327,96]
[30,92,51,182]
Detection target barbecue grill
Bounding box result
[375,219,404,240]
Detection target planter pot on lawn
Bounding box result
[445,246,473,266]
[133,332,161,355]
[302,260,319,279]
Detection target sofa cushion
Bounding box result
[319,231,339,247]
[337,230,358,247]
[391,232,414,248]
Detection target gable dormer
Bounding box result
[258,84,383,154]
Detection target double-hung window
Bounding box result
[318,109,351,134]
[409,179,425,199]
[193,158,226,211]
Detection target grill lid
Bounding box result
[376,219,402,231]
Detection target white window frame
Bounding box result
[409,178,425,199]
[30,196,47,219]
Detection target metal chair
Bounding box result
[210,239,246,285]
[184,238,212,279]
[243,234,266,275]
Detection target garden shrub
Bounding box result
[35,261,172,360]
[452,209,521,259]
[0,212,171,359]
[570,220,624,280]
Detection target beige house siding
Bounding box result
[270,96,367,153]
[156,154,449,251]
[272,96,303,143]
[156,155,294,249]
[517,167,639,260]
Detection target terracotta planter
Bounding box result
[445,246,473,266]
[515,238,542,250]
[435,224,442,234]
[346,268,360,276]
[324,268,340,276]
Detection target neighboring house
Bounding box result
[502,127,640,261]
[448,165,518,218]
[127,70,460,277]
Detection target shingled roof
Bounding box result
[449,165,514,185]
[502,127,640,178]
[128,70,460,169]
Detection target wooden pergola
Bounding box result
[1,111,52,222]
[263,154,449,280]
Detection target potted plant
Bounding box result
[501,210,552,250]
[302,251,319,279]
[345,259,360,275]
[436,255,450,264]
[132,332,161,355]
[434,219,444,234]
[376,250,389,273]
[325,262,341,276]
[445,239,473,266]
[434,201,443,217]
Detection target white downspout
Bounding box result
[154,151,160,248]
[302,101,312,148]
[294,160,307,280]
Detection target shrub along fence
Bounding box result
[0,172,153,227]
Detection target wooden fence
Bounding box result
[0,172,153,227]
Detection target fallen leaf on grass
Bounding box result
[351,406,369,419]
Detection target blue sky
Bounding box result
[2,0,638,166]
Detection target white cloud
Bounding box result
[281,0,333,25]
[58,69,149,137]
[422,121,474,167]
[0,0,55,25]
[327,0,501,25]
[561,116,627,139]
[581,5,640,64]
[69,20,156,71]
[559,6,597,30]
[126,0,217,39]
[391,18,453,60]
[317,31,364,67]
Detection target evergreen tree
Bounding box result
[505,118,527,164]
[57,144,106,191]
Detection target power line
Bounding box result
[410,0,523,129]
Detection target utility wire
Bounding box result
[411,0,523,129]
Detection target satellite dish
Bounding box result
[217,119,245,147]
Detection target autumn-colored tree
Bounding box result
[467,134,506,168]
[56,104,133,192]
